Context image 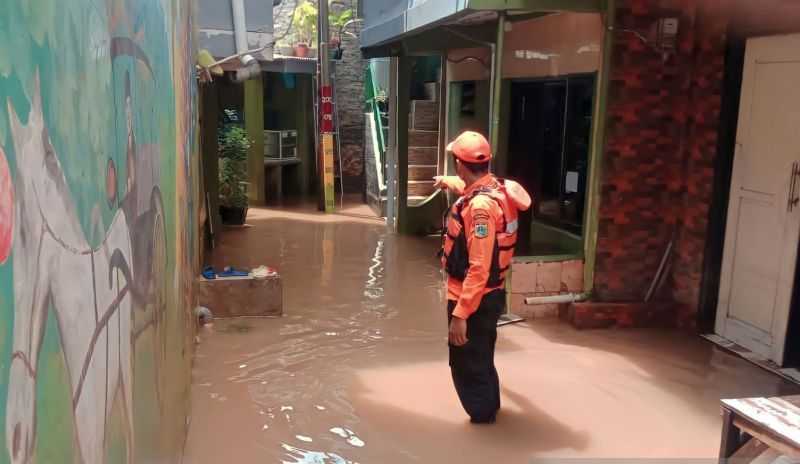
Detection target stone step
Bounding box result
[410,100,439,131]
[409,129,438,148]
[408,180,436,197]
[408,164,437,181]
[408,195,429,207]
[409,146,438,165]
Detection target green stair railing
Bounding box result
[365,60,389,195]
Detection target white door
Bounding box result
[716,34,800,365]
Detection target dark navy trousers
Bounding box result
[447,289,504,423]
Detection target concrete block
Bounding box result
[510,262,538,294]
[561,260,584,293]
[197,275,282,318]
[536,261,562,293]
[510,293,527,314]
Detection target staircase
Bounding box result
[407,100,440,206]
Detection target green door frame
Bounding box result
[581,0,615,294]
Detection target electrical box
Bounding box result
[656,17,680,52]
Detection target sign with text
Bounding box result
[320,86,334,133]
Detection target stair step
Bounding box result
[410,100,439,131]
[408,195,429,207]
[408,180,436,197]
[409,146,438,165]
[409,130,438,148]
[408,164,437,181]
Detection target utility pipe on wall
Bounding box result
[488,12,505,155]
[525,293,590,306]
[232,0,260,82]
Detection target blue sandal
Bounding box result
[202,266,217,280]
[218,266,249,277]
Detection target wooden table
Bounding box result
[719,395,800,463]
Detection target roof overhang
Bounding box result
[361,0,603,58]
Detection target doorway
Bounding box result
[508,74,595,256]
[715,34,800,366]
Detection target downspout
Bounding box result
[488,12,505,157]
[232,0,261,82]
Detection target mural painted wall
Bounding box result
[0,0,199,462]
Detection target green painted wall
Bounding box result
[0,0,198,462]
[245,74,265,205]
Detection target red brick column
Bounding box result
[591,0,729,329]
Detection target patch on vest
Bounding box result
[474,222,489,238]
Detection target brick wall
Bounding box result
[332,3,366,190]
[594,0,728,325]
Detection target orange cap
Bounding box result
[446,131,492,163]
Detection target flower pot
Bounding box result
[293,43,310,58]
[220,206,248,226]
[279,45,295,57]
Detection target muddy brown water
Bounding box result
[184,207,800,464]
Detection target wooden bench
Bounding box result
[719,395,800,463]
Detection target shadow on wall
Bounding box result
[0,0,197,463]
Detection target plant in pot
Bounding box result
[291,1,317,58]
[218,126,251,225]
[329,8,353,60]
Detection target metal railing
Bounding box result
[365,58,390,194]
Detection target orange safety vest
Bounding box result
[441,179,519,287]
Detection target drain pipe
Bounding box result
[525,292,590,306]
[232,0,260,82]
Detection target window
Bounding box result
[509,75,595,235]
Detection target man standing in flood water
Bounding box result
[435,131,531,424]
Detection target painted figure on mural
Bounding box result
[0,0,195,460]
[4,75,136,464]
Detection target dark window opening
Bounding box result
[509,75,595,238]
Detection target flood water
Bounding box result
[183,206,800,464]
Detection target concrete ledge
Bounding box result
[566,302,677,330]
[197,275,283,318]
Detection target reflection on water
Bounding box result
[364,237,384,300]
[281,444,355,464]
[329,427,365,448]
[186,209,475,462]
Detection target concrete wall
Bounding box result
[446,13,603,82]
[0,0,198,462]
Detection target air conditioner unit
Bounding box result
[264,130,298,160]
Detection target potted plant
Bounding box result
[291,1,317,58]
[329,8,353,60]
[218,126,251,225]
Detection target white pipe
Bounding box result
[231,0,262,82]
[231,0,254,67]
[525,293,589,305]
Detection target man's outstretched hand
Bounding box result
[434,176,466,195]
[449,317,468,346]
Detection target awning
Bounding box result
[360,0,603,57]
